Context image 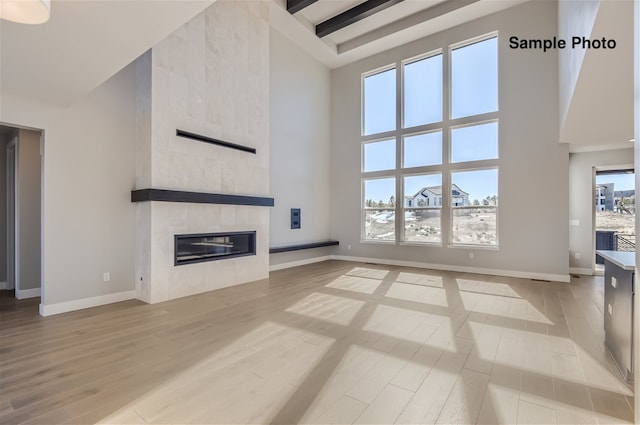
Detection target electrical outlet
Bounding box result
[469,252,474,259]
[611,276,617,288]
[608,303,613,315]
[574,252,581,260]
[348,245,352,250]
[103,272,110,282]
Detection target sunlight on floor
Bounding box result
[91,265,633,425]
[345,267,390,280]
[385,281,449,307]
[285,292,366,325]
[98,321,335,424]
[457,280,553,325]
[395,272,444,287]
[325,274,383,294]
[362,304,443,345]
[298,344,390,423]
[456,278,521,298]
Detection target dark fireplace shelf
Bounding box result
[176,129,256,154]
[269,241,339,254]
[131,189,274,207]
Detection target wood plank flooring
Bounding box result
[0,260,634,424]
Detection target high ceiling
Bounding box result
[0,0,526,107]
[0,0,214,106]
[270,0,526,68]
[0,0,634,154]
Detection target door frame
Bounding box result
[6,138,17,292]
[593,165,634,273]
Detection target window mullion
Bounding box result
[441,43,452,246]
[395,61,403,244]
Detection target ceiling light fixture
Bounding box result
[630,138,636,143]
[0,0,51,24]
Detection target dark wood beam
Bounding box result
[287,0,319,14]
[316,0,404,38]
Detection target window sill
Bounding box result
[360,239,396,245]
[399,241,443,247]
[447,243,499,251]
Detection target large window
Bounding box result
[361,34,499,246]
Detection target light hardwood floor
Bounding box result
[0,260,634,424]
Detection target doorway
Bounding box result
[594,168,635,271]
[1,125,42,300]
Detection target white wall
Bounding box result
[17,129,41,294]
[330,1,570,281]
[0,62,137,309]
[269,28,332,267]
[558,0,599,131]
[569,148,633,272]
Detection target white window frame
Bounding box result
[360,32,500,249]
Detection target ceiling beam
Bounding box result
[337,0,481,54]
[287,0,319,14]
[316,0,404,38]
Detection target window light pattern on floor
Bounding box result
[1,261,632,424]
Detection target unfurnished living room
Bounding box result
[0,0,638,424]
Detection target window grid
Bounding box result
[361,33,499,247]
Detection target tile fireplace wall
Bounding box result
[134,1,270,303]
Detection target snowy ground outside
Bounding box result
[365,208,497,245]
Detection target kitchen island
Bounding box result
[596,250,635,382]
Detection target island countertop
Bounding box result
[596,250,636,271]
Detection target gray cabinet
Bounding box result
[598,250,635,383]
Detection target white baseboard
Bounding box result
[331,255,571,283]
[269,254,570,282]
[569,267,594,275]
[0,281,6,290]
[270,255,332,272]
[16,287,41,299]
[39,290,135,317]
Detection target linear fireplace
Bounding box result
[174,231,256,266]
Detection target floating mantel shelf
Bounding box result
[131,189,274,207]
[269,241,339,254]
[176,129,256,154]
